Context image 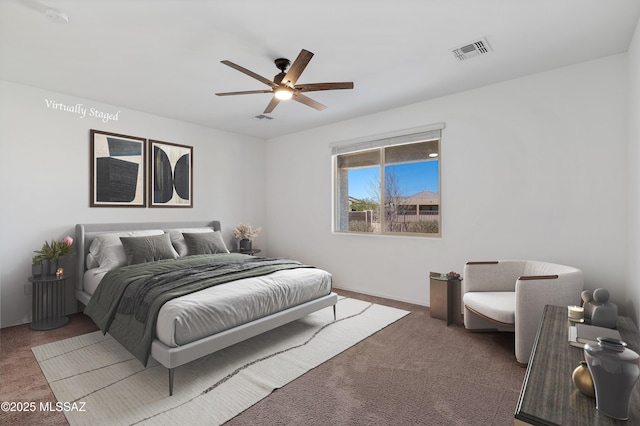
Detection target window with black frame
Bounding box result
[333,125,442,237]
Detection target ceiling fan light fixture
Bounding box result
[274,87,293,100]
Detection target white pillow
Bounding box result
[166,228,215,257]
[89,230,164,273]
[86,253,99,270]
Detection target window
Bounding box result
[332,125,442,236]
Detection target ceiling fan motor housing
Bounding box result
[274,58,290,84]
[274,72,286,84]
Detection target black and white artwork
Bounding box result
[149,140,193,208]
[90,130,146,207]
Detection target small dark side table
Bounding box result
[28,273,71,330]
[515,304,640,425]
[239,249,261,256]
[429,272,463,326]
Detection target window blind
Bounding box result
[330,122,445,156]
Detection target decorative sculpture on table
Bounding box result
[572,360,595,398]
[584,337,640,420]
[581,288,618,329]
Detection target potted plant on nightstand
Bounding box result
[33,236,74,275]
[232,224,261,253]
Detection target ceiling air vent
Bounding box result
[451,38,492,61]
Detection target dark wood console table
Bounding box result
[515,304,640,425]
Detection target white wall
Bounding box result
[266,54,629,309]
[627,16,640,325]
[0,80,267,327]
[1,50,633,327]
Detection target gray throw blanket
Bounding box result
[84,253,313,365]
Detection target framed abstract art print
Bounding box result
[90,130,146,207]
[148,139,193,208]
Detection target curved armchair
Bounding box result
[463,260,583,365]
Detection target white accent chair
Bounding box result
[463,260,583,365]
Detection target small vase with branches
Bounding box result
[233,224,261,252]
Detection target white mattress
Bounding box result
[84,267,332,347]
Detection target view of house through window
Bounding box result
[333,130,441,236]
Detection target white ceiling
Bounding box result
[1,0,639,140]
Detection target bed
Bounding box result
[74,220,337,395]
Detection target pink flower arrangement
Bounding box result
[34,236,74,261]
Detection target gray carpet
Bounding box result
[2,289,525,425]
[226,290,524,426]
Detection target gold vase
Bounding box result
[572,360,595,398]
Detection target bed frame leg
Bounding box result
[333,304,336,321]
[169,368,174,396]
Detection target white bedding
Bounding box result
[84,266,332,348]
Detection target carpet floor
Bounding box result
[0,289,525,425]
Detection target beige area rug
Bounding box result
[32,297,409,425]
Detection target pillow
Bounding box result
[119,233,179,265]
[86,253,99,270]
[182,231,229,255]
[166,228,215,257]
[89,230,164,273]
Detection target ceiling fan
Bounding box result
[215,49,354,114]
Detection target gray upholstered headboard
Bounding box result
[75,220,221,304]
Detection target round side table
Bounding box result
[239,249,261,256]
[28,273,71,330]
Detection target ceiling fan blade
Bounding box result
[292,93,326,111]
[215,90,273,96]
[282,49,314,87]
[295,82,354,92]
[264,97,281,114]
[220,60,277,88]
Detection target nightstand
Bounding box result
[28,273,71,330]
[239,249,261,256]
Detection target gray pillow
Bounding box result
[182,231,229,255]
[166,228,214,257]
[120,233,179,265]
